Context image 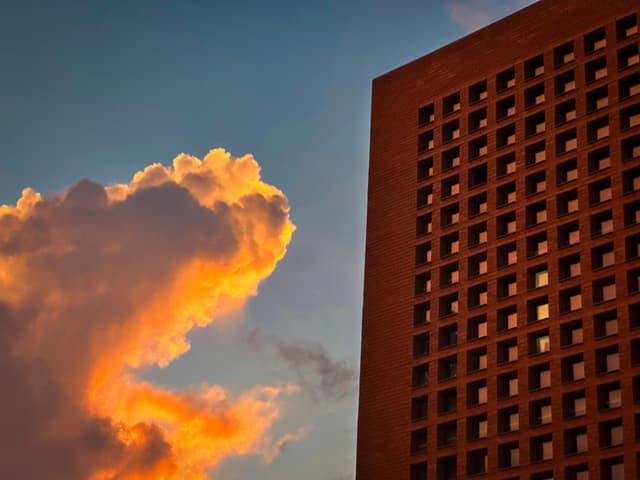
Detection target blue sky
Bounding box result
[0,1,535,478]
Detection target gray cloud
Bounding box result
[447,0,539,33]
[248,327,357,402]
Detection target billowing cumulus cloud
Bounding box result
[0,148,297,479]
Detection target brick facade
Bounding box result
[357,1,640,478]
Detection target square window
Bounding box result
[561,320,583,347]
[559,286,582,313]
[412,395,428,421]
[557,128,577,154]
[437,455,457,480]
[499,442,520,469]
[468,314,488,340]
[413,363,430,388]
[565,427,588,454]
[557,158,578,184]
[587,86,608,112]
[413,332,430,357]
[442,146,460,170]
[468,347,488,372]
[530,398,552,426]
[498,370,519,398]
[497,67,516,91]
[497,306,518,332]
[469,136,488,160]
[418,157,434,181]
[418,104,434,125]
[469,253,488,278]
[467,414,488,440]
[556,99,577,125]
[585,56,607,82]
[527,233,548,258]
[587,115,610,142]
[620,72,640,99]
[441,175,460,199]
[526,141,547,166]
[618,43,640,70]
[498,337,518,364]
[497,123,516,148]
[467,449,488,476]
[469,80,488,103]
[469,107,487,132]
[554,41,574,66]
[410,462,428,480]
[525,54,545,79]
[443,92,460,116]
[558,220,580,248]
[417,213,433,237]
[440,232,459,257]
[526,200,547,226]
[559,253,581,280]
[469,192,487,217]
[593,276,616,303]
[440,293,459,318]
[497,152,516,177]
[588,146,611,173]
[585,27,606,53]
[418,130,434,153]
[411,427,428,454]
[468,380,488,406]
[526,171,546,197]
[617,14,638,40]
[621,103,640,130]
[438,387,457,415]
[498,406,519,434]
[563,354,585,382]
[438,354,458,381]
[498,273,517,298]
[596,345,620,374]
[530,330,550,354]
[598,381,622,410]
[524,82,545,109]
[564,389,586,417]
[438,323,458,348]
[599,419,624,447]
[530,434,553,462]
[437,420,457,448]
[622,134,640,162]
[555,70,575,96]
[529,362,551,390]
[497,211,517,237]
[414,302,431,326]
[601,457,624,480]
[442,119,460,143]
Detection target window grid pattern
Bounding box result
[411,12,640,479]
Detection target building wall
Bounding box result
[357,0,640,478]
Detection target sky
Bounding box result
[0,1,535,478]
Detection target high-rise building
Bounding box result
[357,1,640,479]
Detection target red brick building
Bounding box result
[357,1,640,479]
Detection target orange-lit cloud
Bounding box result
[0,148,296,479]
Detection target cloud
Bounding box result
[447,0,539,33]
[0,148,298,479]
[248,328,357,402]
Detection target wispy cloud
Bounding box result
[447,0,539,33]
[248,327,358,402]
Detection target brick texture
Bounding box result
[357,1,640,479]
